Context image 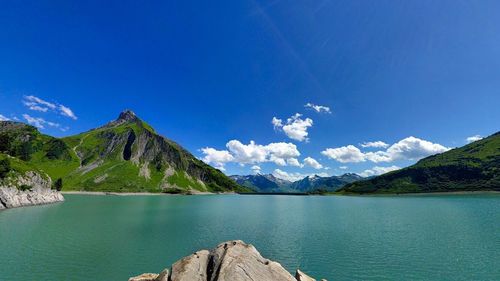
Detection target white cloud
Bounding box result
[0,114,10,121]
[201,140,301,169]
[201,148,234,170]
[322,137,450,163]
[273,113,313,142]
[271,117,283,129]
[272,169,305,182]
[228,140,301,166]
[305,103,331,114]
[264,142,301,160]
[360,166,401,177]
[272,169,329,182]
[59,105,78,120]
[382,137,449,161]
[286,158,303,167]
[22,114,60,129]
[466,135,482,143]
[321,145,366,163]
[339,166,348,170]
[23,95,77,120]
[360,141,389,148]
[24,104,49,112]
[226,140,269,164]
[251,165,261,174]
[303,157,323,169]
[24,95,57,111]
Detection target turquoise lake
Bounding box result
[0,194,499,280]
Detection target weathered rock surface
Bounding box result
[296,269,316,281]
[0,171,64,209]
[129,240,326,281]
[171,250,209,281]
[128,273,159,281]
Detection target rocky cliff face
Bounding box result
[129,240,326,281]
[0,171,64,209]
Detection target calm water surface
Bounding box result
[0,194,499,280]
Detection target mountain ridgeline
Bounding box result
[230,173,364,193]
[0,111,246,193]
[1,112,498,195]
[340,131,500,194]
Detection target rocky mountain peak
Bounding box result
[103,110,141,128]
[117,110,138,122]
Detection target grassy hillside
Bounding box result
[0,112,247,193]
[0,122,79,180]
[340,132,500,194]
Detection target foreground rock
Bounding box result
[0,171,64,209]
[129,240,325,281]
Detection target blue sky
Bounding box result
[1,1,499,180]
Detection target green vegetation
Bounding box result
[0,153,43,176]
[340,132,500,194]
[18,184,32,191]
[0,158,10,178]
[53,178,63,191]
[0,111,248,193]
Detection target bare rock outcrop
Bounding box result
[296,269,317,281]
[129,240,326,281]
[0,171,64,209]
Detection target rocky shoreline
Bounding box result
[0,171,64,210]
[129,240,326,281]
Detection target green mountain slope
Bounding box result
[340,132,500,194]
[0,111,247,193]
[0,121,80,180]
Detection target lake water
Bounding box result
[0,194,499,280]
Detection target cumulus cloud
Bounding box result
[201,147,234,170]
[272,169,329,182]
[272,169,305,182]
[322,137,450,163]
[271,117,283,129]
[305,103,331,114]
[382,137,450,161]
[251,165,261,174]
[273,113,313,142]
[22,114,60,129]
[303,157,323,169]
[23,95,77,120]
[359,166,401,177]
[0,114,10,121]
[201,140,301,170]
[321,145,366,163]
[466,135,483,143]
[286,158,302,167]
[360,141,389,148]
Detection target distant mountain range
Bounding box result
[1,110,498,195]
[0,110,248,193]
[340,131,500,194]
[230,173,364,193]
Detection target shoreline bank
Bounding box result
[61,191,231,196]
[60,190,500,197]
